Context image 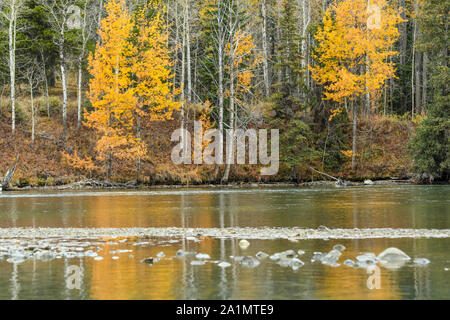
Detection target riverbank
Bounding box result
[1,178,420,192]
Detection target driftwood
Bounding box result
[1,155,19,190]
[58,179,138,190]
[308,166,351,186]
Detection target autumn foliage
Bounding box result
[80,0,179,179]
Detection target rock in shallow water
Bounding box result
[240,256,260,269]
[377,248,410,262]
[311,252,325,263]
[218,262,231,268]
[239,239,250,249]
[256,251,269,260]
[279,250,297,260]
[344,259,355,267]
[269,253,281,261]
[333,244,346,251]
[413,258,430,266]
[195,253,211,260]
[141,257,154,264]
[356,253,377,263]
[191,260,206,266]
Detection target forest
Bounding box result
[0,0,448,187]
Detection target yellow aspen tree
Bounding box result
[85,0,141,180]
[310,0,403,170]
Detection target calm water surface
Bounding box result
[0,185,449,299]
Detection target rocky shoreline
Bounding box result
[1,227,449,241]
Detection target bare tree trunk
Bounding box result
[107,151,112,181]
[136,115,141,183]
[301,0,310,102]
[7,1,17,136]
[415,50,422,114]
[261,0,270,98]
[59,34,68,131]
[422,52,428,109]
[399,0,407,65]
[39,49,50,117]
[185,0,192,103]
[411,1,418,118]
[30,85,35,144]
[223,60,235,183]
[365,55,370,116]
[180,3,186,151]
[351,100,357,171]
[217,0,225,167]
[77,59,83,128]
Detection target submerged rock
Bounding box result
[329,262,341,267]
[290,258,305,270]
[7,255,28,264]
[377,247,411,262]
[240,256,260,269]
[191,260,206,266]
[256,251,269,260]
[156,252,165,258]
[94,256,104,261]
[321,249,341,265]
[35,250,55,261]
[333,244,346,251]
[176,249,188,257]
[141,257,154,264]
[297,250,305,256]
[218,262,231,268]
[112,256,119,260]
[311,252,325,263]
[364,179,375,185]
[413,258,430,266]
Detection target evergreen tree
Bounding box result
[408,0,449,182]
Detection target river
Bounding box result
[0,185,449,299]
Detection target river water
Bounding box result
[0,185,449,299]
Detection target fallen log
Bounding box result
[308,166,351,186]
[57,179,137,190]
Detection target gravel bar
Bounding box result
[0,227,449,240]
